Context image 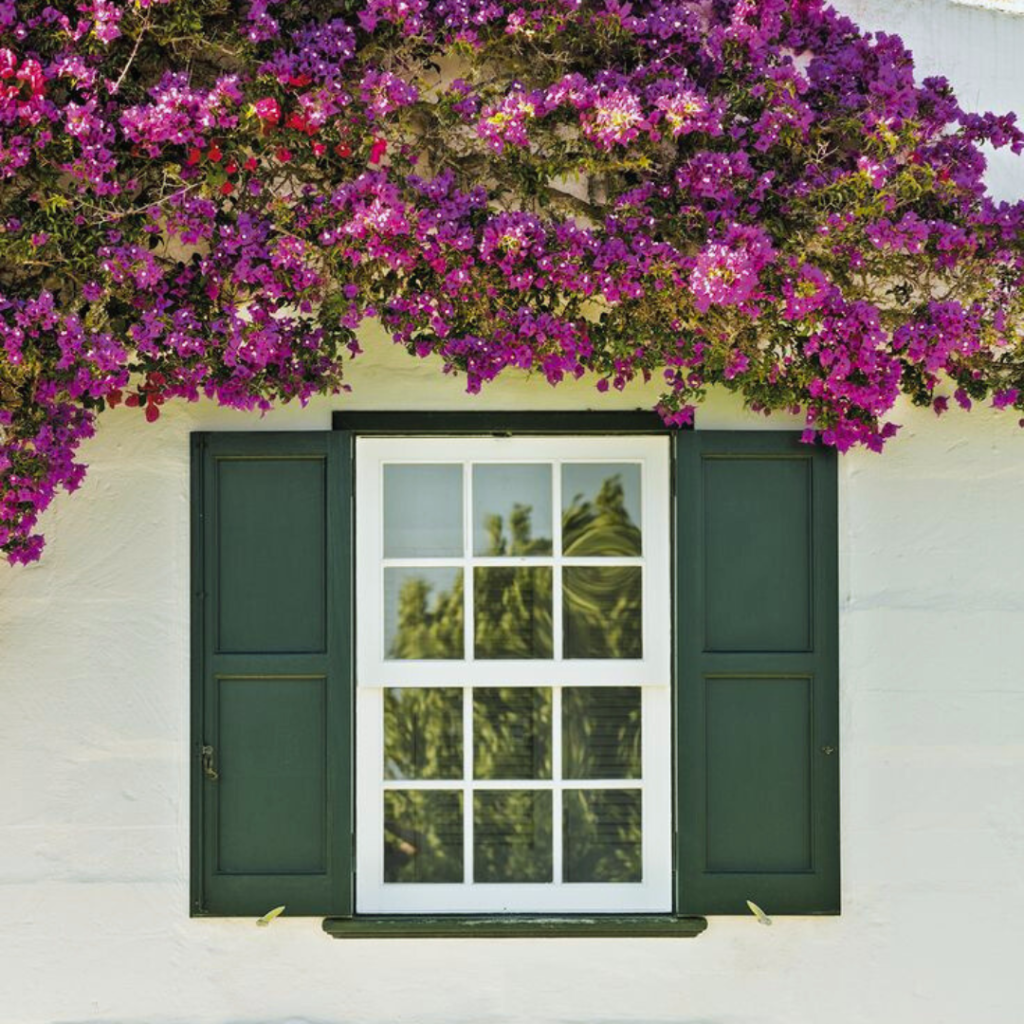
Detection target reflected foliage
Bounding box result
[475,566,553,660]
[562,472,643,659]
[475,503,553,659]
[474,688,552,780]
[563,566,642,660]
[384,790,463,883]
[474,791,553,883]
[384,688,462,780]
[474,464,553,555]
[563,687,641,780]
[562,473,641,556]
[563,789,642,884]
[388,474,642,662]
[387,571,464,660]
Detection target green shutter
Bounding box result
[676,431,839,915]
[191,432,353,917]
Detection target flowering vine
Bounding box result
[3,0,1024,563]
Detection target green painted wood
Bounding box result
[216,457,326,653]
[705,676,812,872]
[333,410,673,434]
[676,432,839,916]
[322,915,708,939]
[703,456,811,651]
[192,432,353,917]
[217,676,327,875]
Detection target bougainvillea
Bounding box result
[3,0,1024,563]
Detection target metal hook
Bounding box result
[201,744,219,781]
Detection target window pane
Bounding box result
[563,790,642,883]
[561,463,641,556]
[385,688,463,780]
[384,790,463,883]
[384,464,463,557]
[562,687,641,779]
[474,791,553,883]
[563,566,642,659]
[473,464,553,556]
[384,567,464,660]
[474,566,553,659]
[474,687,552,780]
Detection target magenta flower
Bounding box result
[254,97,281,124]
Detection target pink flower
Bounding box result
[254,97,281,124]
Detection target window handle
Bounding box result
[201,744,220,781]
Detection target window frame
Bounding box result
[190,414,838,933]
[353,433,673,914]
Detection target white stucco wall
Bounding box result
[3,2,1024,1022]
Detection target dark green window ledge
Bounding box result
[322,915,708,939]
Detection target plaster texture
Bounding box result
[3,1,1024,1022]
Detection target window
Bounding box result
[190,417,839,929]
[355,437,671,913]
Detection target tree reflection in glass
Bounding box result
[563,686,640,780]
[474,465,552,555]
[562,464,641,556]
[385,567,464,660]
[475,496,554,659]
[474,687,552,780]
[384,790,463,883]
[474,791,553,883]
[563,789,642,883]
[384,687,462,780]
[563,565,642,659]
[474,566,553,659]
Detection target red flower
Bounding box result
[312,141,326,157]
[369,137,387,164]
[220,181,234,195]
[186,148,202,165]
[275,147,293,163]
[207,144,222,163]
[145,404,160,423]
[254,97,281,124]
[288,74,312,88]
[334,142,352,158]
[224,162,238,175]
[243,156,258,172]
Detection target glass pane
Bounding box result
[384,790,463,883]
[563,789,642,883]
[563,687,641,779]
[563,566,642,659]
[384,464,463,557]
[561,463,641,556]
[473,464,552,556]
[474,790,553,883]
[474,688,552,780]
[474,566,553,659]
[384,567,464,660]
[385,688,463,780]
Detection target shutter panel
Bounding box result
[676,431,839,915]
[191,432,353,917]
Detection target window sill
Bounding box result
[322,914,708,939]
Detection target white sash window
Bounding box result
[355,436,671,914]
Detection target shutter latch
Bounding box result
[820,745,837,756]
[201,744,220,781]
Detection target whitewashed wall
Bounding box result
[3,2,1024,1021]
